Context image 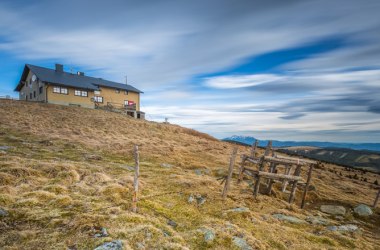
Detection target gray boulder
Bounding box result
[273,214,305,224]
[353,204,373,217]
[94,240,123,250]
[232,237,253,250]
[320,205,346,215]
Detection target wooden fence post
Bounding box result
[132,145,140,213]
[288,165,301,204]
[250,140,259,158]
[301,164,314,209]
[374,189,380,208]
[237,155,247,184]
[222,147,238,199]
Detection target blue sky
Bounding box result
[1,0,380,142]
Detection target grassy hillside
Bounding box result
[0,100,379,249]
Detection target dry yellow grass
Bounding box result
[0,99,379,249]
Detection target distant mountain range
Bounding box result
[223,135,380,152]
[223,135,380,172]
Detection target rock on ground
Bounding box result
[273,214,305,224]
[353,204,373,217]
[327,224,359,232]
[0,208,8,217]
[306,216,330,225]
[94,240,123,250]
[233,237,253,250]
[227,207,250,213]
[320,205,346,215]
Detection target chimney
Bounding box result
[77,71,85,76]
[55,64,64,72]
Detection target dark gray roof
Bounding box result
[15,64,143,93]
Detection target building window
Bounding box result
[94,90,100,95]
[60,88,68,94]
[39,86,43,94]
[53,86,60,93]
[29,93,32,99]
[124,90,129,95]
[75,90,88,97]
[94,96,103,103]
[33,91,36,98]
[115,89,120,93]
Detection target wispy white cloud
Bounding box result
[204,74,283,89]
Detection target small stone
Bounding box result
[163,231,170,237]
[167,219,177,228]
[335,216,344,221]
[202,229,215,242]
[124,165,135,171]
[320,205,346,215]
[188,195,194,204]
[228,207,250,213]
[94,240,123,250]
[86,154,102,161]
[232,237,253,250]
[94,227,109,238]
[272,214,305,224]
[194,169,202,175]
[353,204,373,217]
[136,242,145,249]
[161,163,173,168]
[0,146,11,151]
[0,208,8,217]
[195,195,206,205]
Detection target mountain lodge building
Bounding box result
[14,64,144,119]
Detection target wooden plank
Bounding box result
[374,189,380,208]
[281,165,292,192]
[245,157,261,164]
[132,145,140,213]
[275,155,317,165]
[301,164,314,209]
[263,156,313,166]
[222,147,238,199]
[244,169,303,181]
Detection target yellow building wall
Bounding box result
[46,85,140,111]
[97,87,140,111]
[46,86,95,108]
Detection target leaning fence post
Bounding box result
[374,189,380,208]
[132,145,140,212]
[222,147,238,199]
[301,163,314,209]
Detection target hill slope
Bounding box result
[0,100,379,249]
